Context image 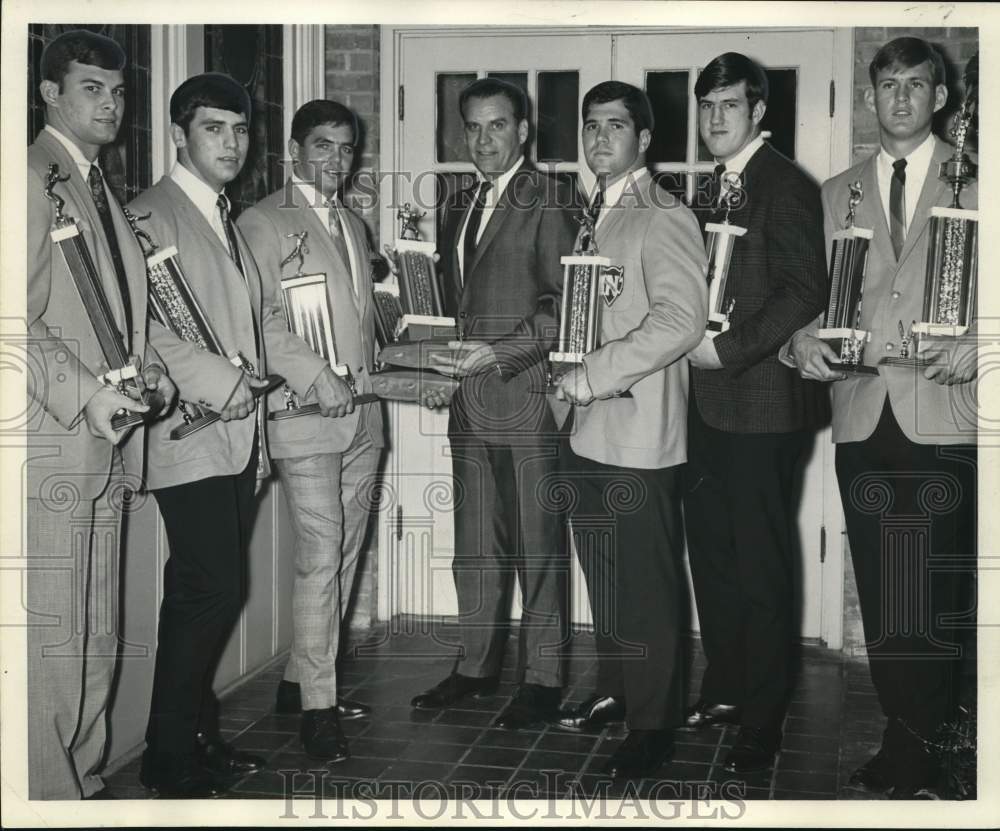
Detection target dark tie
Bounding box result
[712,162,726,207]
[217,195,246,279]
[462,180,493,281]
[327,202,354,291]
[578,186,605,252]
[88,165,132,349]
[890,157,907,260]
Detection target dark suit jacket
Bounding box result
[691,142,829,434]
[440,164,577,442]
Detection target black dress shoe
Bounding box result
[553,694,626,732]
[493,683,561,730]
[603,729,674,779]
[139,752,229,798]
[846,749,894,793]
[336,697,371,720]
[301,707,350,762]
[680,700,742,730]
[195,732,266,776]
[410,673,499,710]
[723,726,781,773]
[275,679,302,714]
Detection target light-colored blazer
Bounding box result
[27,129,153,501]
[129,176,303,489]
[571,174,708,470]
[819,137,977,445]
[237,182,384,459]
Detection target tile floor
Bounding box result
[104,624,972,802]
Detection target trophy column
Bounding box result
[703,173,746,337]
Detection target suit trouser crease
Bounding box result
[144,445,258,758]
[450,438,566,687]
[566,445,686,730]
[274,423,380,710]
[27,465,123,799]
[684,404,809,730]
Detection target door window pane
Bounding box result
[537,71,579,162]
[645,71,689,164]
[436,73,477,163]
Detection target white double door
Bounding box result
[378,26,849,646]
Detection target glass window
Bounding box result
[537,70,578,162]
[436,73,477,163]
[645,70,689,164]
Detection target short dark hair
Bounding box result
[40,29,126,89]
[459,77,528,123]
[291,99,357,146]
[869,36,946,87]
[694,52,769,108]
[170,73,252,134]
[582,81,654,134]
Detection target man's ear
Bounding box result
[933,83,948,114]
[39,80,59,107]
[638,128,652,154]
[518,119,529,146]
[863,86,876,115]
[751,99,766,127]
[170,122,186,149]
[288,138,302,163]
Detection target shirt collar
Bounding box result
[598,166,651,209]
[717,133,765,176]
[475,155,524,200]
[44,124,99,177]
[877,130,936,176]
[292,176,339,209]
[170,161,229,224]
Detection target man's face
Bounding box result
[866,61,947,145]
[463,94,528,179]
[172,106,249,192]
[290,122,355,201]
[697,80,765,164]
[41,60,125,158]
[582,98,650,183]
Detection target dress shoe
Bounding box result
[195,732,266,776]
[603,729,674,779]
[335,697,372,720]
[680,700,742,730]
[553,694,626,732]
[723,726,781,773]
[493,683,561,730]
[276,681,372,719]
[889,784,939,800]
[410,672,499,710]
[139,752,229,798]
[301,707,350,762]
[846,749,894,793]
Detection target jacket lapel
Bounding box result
[858,154,896,273]
[897,137,951,269]
[469,167,532,276]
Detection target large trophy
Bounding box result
[44,165,165,430]
[125,210,283,440]
[269,231,378,422]
[704,172,747,336]
[394,203,456,341]
[817,181,877,375]
[882,54,978,367]
[372,283,403,349]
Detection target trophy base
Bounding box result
[370,369,459,403]
[268,393,380,421]
[706,316,730,337]
[110,390,167,431]
[877,355,932,368]
[377,341,457,370]
[169,374,284,440]
[397,315,457,342]
[529,384,633,398]
[826,360,879,376]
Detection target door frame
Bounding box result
[379,24,855,648]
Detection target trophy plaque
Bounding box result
[125,210,283,439]
[817,180,878,375]
[269,232,378,422]
[394,202,456,341]
[704,172,747,337]
[44,166,165,431]
[881,54,978,367]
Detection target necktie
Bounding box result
[88,165,132,350]
[463,180,493,281]
[577,187,604,252]
[712,162,726,209]
[217,195,246,279]
[890,157,907,260]
[326,202,354,292]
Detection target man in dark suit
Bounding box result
[26,29,175,799]
[409,78,577,729]
[786,37,976,798]
[681,53,829,774]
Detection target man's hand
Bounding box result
[921,341,978,386]
[686,334,724,370]
[789,331,847,382]
[311,366,356,418]
[429,341,498,378]
[83,386,149,444]
[142,364,177,410]
[219,374,272,422]
[554,366,595,406]
[421,387,454,410]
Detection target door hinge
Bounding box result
[396,504,403,540]
[398,85,404,121]
[829,80,835,118]
[819,524,827,563]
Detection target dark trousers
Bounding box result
[145,444,258,759]
[563,442,686,730]
[450,437,567,688]
[684,402,810,732]
[836,401,976,786]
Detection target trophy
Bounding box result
[881,54,978,367]
[269,231,378,422]
[124,210,283,440]
[44,165,165,431]
[704,172,747,336]
[817,181,878,375]
[373,283,403,349]
[394,202,456,341]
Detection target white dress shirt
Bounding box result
[292,178,359,296]
[716,133,766,206]
[457,155,524,282]
[170,161,230,247]
[875,131,935,236]
[45,124,101,181]
[593,166,651,229]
